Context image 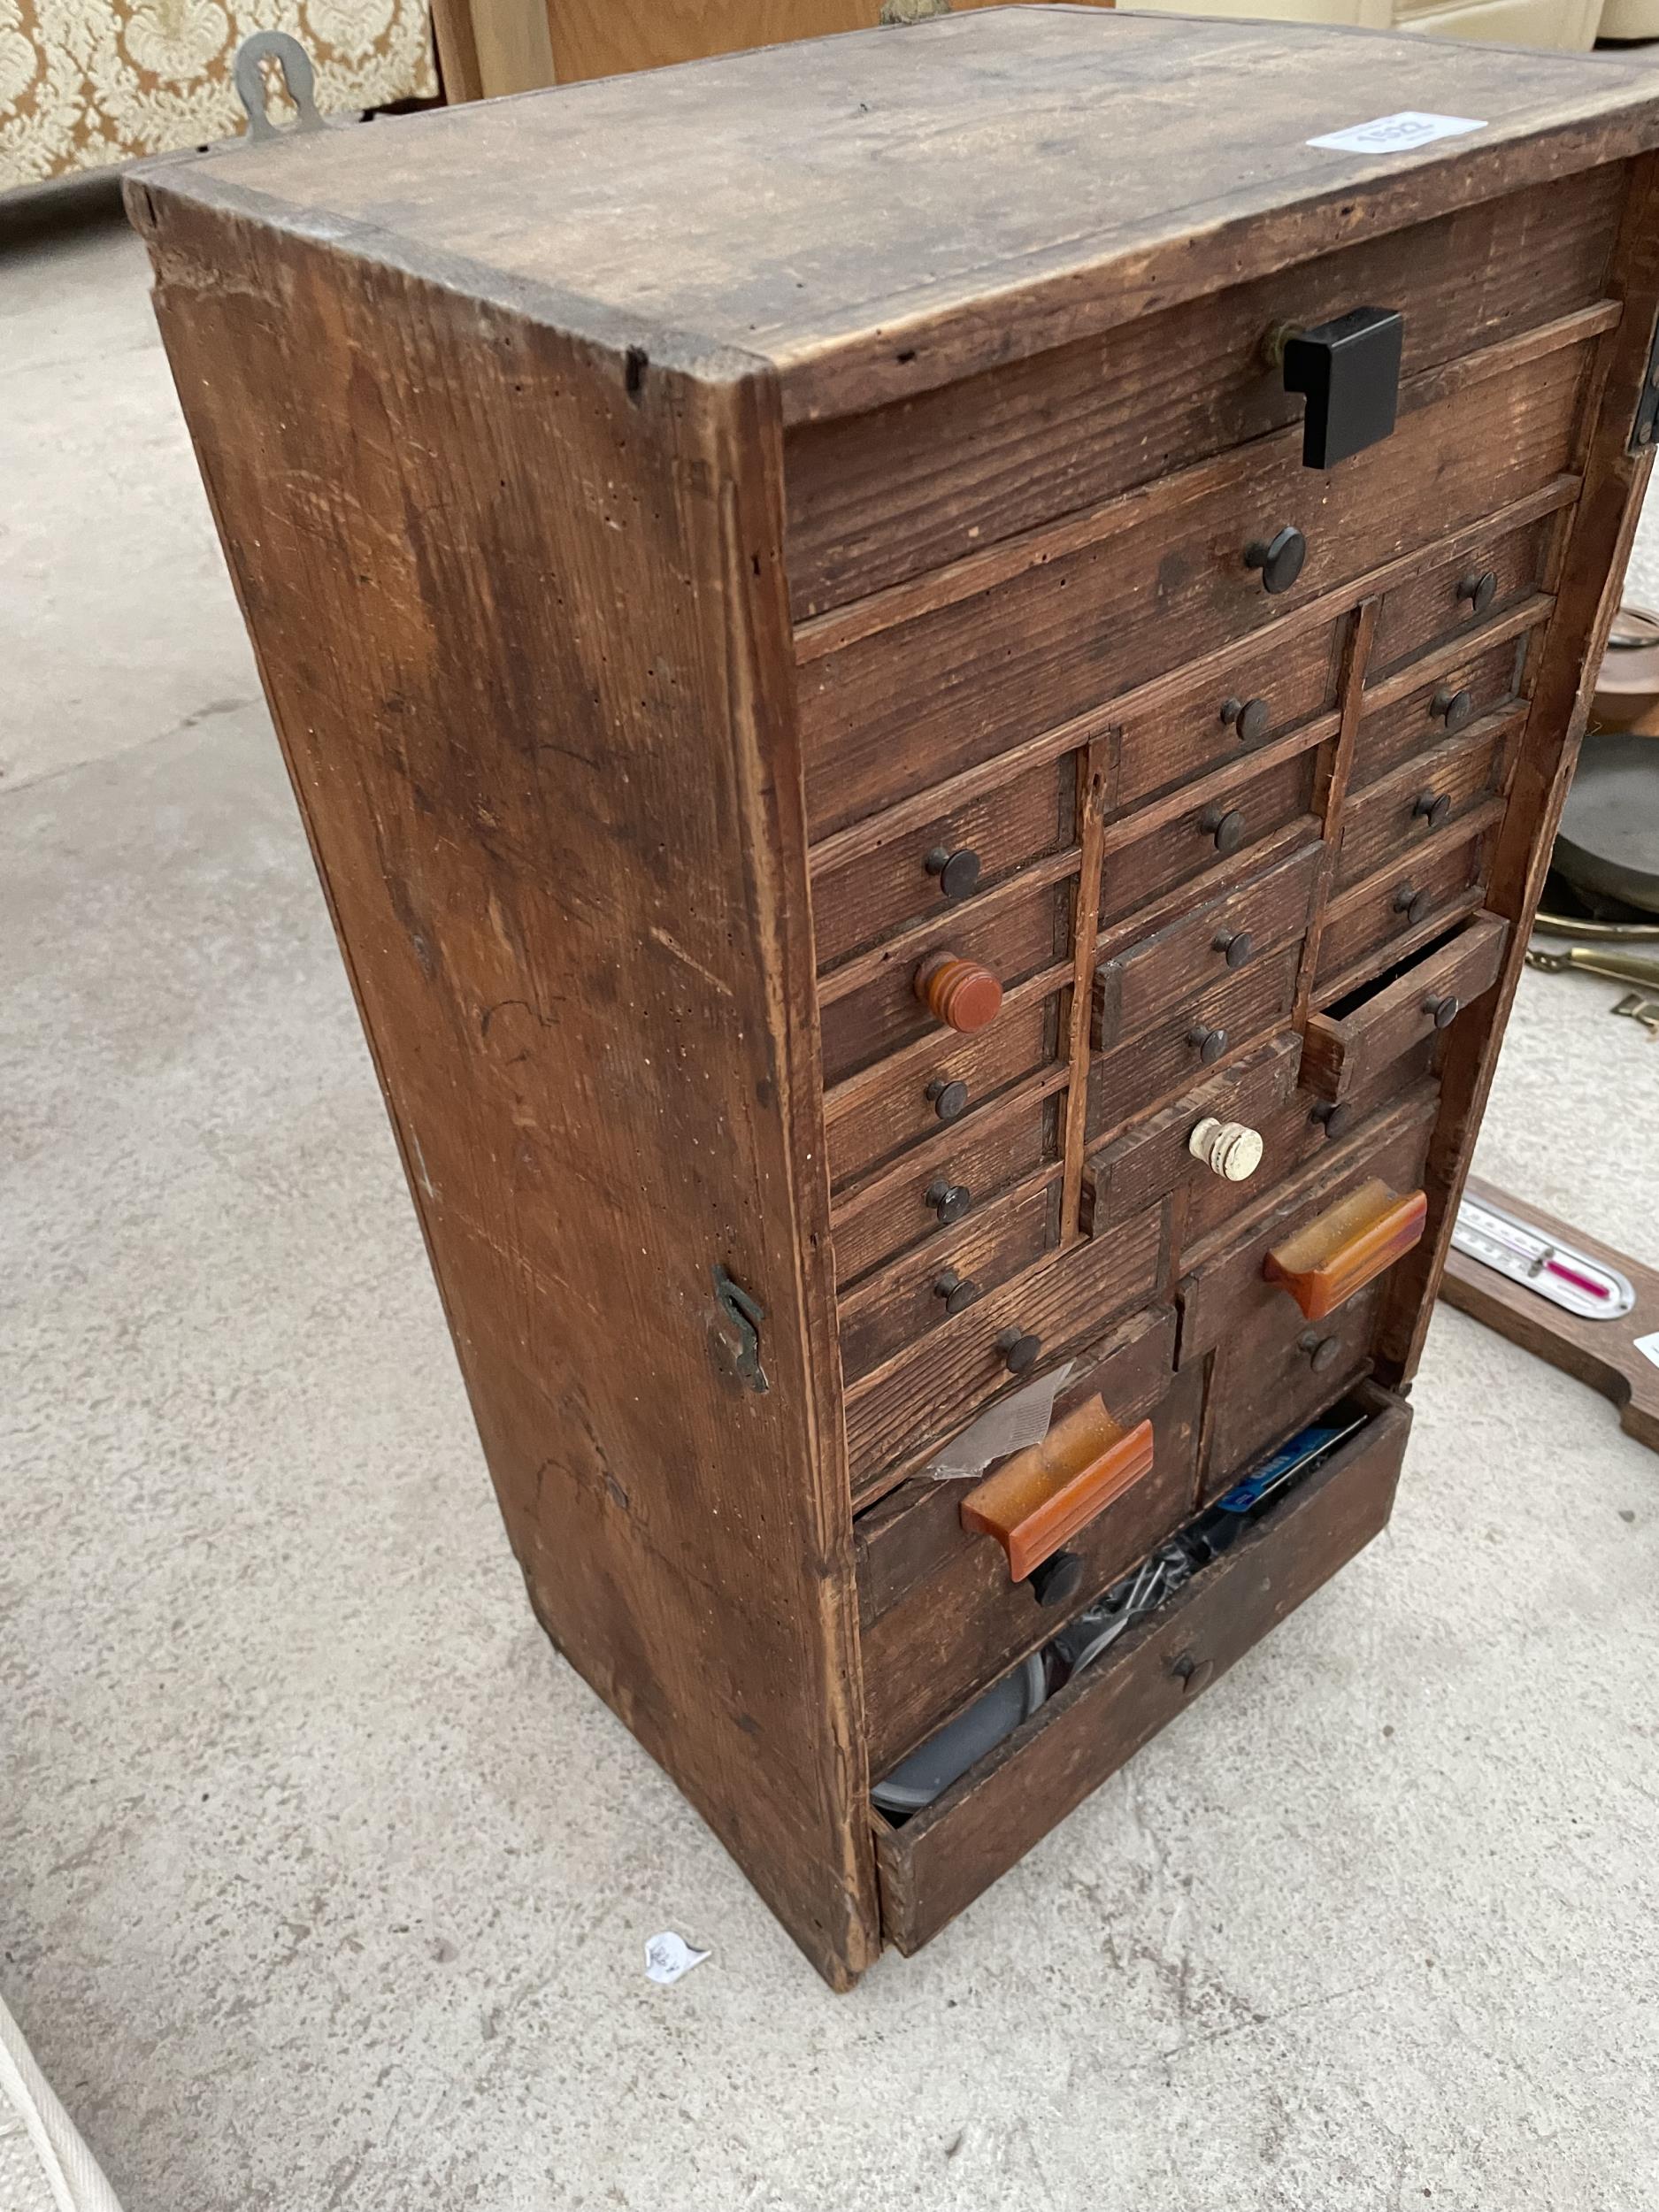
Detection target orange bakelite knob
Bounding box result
[915,950,1003,1033]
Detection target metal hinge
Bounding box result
[1630,309,1659,457]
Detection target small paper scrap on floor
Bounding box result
[643,1932,710,1985]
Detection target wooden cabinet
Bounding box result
[128,10,1659,1988]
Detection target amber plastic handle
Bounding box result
[959,1394,1156,1583]
[1263,1179,1428,1321]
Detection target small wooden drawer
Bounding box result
[1094,841,1322,1052]
[1351,634,1527,788]
[798,327,1590,837]
[1337,718,1518,891]
[831,1088,1062,1291]
[810,762,1074,972]
[1087,941,1302,1141]
[844,1199,1169,1502]
[1302,911,1509,1105]
[872,1387,1410,1955]
[837,1175,1063,1385]
[857,1307,1194,1774]
[826,983,1065,1194]
[1083,1033,1302,1238]
[1202,1281,1388,1487]
[1314,813,1497,994]
[1368,509,1557,680]
[819,873,1072,1085]
[783,160,1617,619]
[1102,741,1324,929]
[1111,625,1341,818]
[1178,1087,1437,1365]
[1186,1042,1440,1252]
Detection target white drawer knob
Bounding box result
[1188,1117,1263,1182]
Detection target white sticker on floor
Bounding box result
[1633,1331,1659,1373]
[1308,112,1486,157]
[644,1932,710,1985]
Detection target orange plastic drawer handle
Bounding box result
[1263,1179,1428,1321]
[960,1394,1156,1584]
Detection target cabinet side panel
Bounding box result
[130,182,875,1986]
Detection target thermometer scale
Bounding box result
[1451,1191,1635,1321]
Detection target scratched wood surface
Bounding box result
[127,179,880,1989]
[125,12,1659,421]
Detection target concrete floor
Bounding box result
[4,195,1659,2212]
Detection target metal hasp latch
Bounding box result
[1280,307,1405,470]
[711,1264,769,1394]
[233,31,327,142]
[1630,309,1659,456]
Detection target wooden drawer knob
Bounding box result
[1188,1116,1264,1182]
[1298,1328,1343,1373]
[1423,990,1462,1030]
[996,1327,1042,1375]
[1187,1022,1228,1064]
[1309,1100,1351,1139]
[926,1075,970,1121]
[1027,1548,1085,1608]
[1393,883,1431,927]
[924,844,981,902]
[926,1177,972,1225]
[1244,526,1307,595]
[1200,803,1247,855]
[1263,1178,1429,1321]
[961,1394,1156,1582]
[1458,567,1498,617]
[1413,788,1453,829]
[1212,926,1254,969]
[1432,683,1474,732]
[916,950,1003,1033]
[933,1268,980,1316]
[1222,695,1271,746]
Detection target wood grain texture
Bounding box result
[121,12,1659,423]
[127,179,879,1989]
[796,329,1592,835]
[873,1387,1409,1956]
[1439,1176,1659,1453]
[784,166,1623,614]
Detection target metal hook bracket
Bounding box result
[233,32,326,143]
[711,1265,769,1394]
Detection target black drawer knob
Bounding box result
[996,1327,1042,1375]
[1458,568,1498,618]
[1298,1328,1343,1374]
[924,844,981,902]
[1212,926,1254,970]
[1413,788,1453,830]
[1187,1022,1228,1064]
[1394,884,1432,927]
[1027,1549,1086,1609]
[933,1268,980,1316]
[1221,695,1271,746]
[1282,307,1404,470]
[926,1075,970,1122]
[1310,1101,1350,1138]
[1200,803,1247,855]
[1423,991,1462,1030]
[926,1178,972,1225]
[1244,526,1308,595]
[1432,684,1474,733]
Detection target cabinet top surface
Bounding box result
[143,6,1659,415]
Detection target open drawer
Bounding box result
[872,1386,1410,1956]
[1302,911,1509,1104]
